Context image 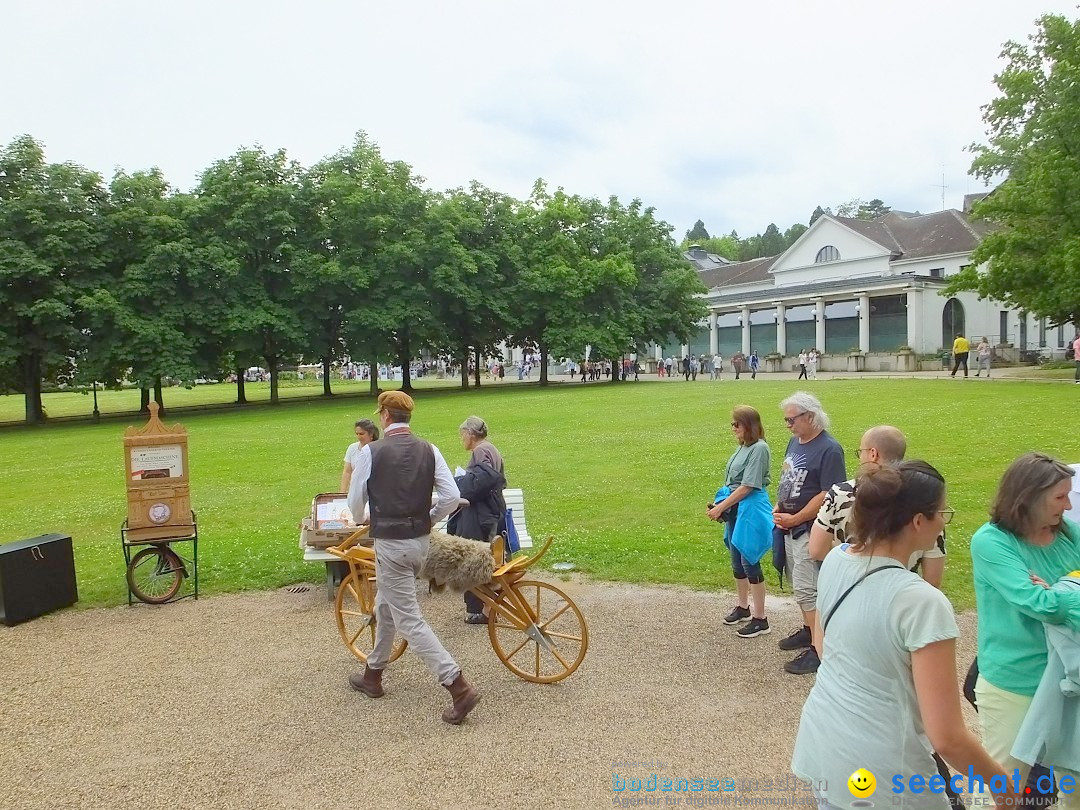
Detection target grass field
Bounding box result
[0,376,467,423]
[0,378,1073,610]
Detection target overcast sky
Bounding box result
[5,1,1071,240]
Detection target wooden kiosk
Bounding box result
[120,402,198,604]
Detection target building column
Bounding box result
[709,311,718,355]
[905,289,922,352]
[814,298,826,352]
[775,304,787,356]
[858,293,871,353]
[681,343,689,359]
[741,306,751,355]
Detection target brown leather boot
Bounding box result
[348,666,384,698]
[441,672,480,724]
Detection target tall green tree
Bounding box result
[684,219,710,241]
[330,145,433,394]
[191,147,305,404]
[0,135,106,423]
[947,13,1080,326]
[79,171,223,414]
[425,184,521,389]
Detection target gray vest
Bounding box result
[367,432,436,539]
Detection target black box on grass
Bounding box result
[0,534,78,626]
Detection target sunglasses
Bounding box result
[730,421,740,428]
[784,411,808,426]
[938,508,955,525]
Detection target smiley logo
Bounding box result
[848,769,876,798]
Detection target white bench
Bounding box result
[302,488,532,599]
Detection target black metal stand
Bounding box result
[121,511,199,605]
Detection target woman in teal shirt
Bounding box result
[971,452,1080,799]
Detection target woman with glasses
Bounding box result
[792,461,1013,810]
[708,406,774,638]
[971,453,1080,802]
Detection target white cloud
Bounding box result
[3,0,1072,240]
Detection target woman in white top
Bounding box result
[975,337,992,378]
[792,461,1013,810]
[340,418,379,492]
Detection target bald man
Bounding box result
[808,425,946,586]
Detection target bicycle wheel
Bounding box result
[127,545,184,604]
[488,580,588,683]
[335,571,407,664]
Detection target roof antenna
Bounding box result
[933,166,947,211]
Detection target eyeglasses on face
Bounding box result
[784,411,808,426]
[730,421,740,428]
[854,448,869,459]
[937,508,955,525]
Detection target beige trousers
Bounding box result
[975,675,1077,810]
[368,535,460,686]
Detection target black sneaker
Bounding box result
[723,606,751,625]
[778,625,812,651]
[464,613,487,625]
[784,647,820,675]
[736,617,771,638]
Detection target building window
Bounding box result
[929,268,944,278]
[1059,324,1066,348]
[815,246,840,263]
[999,311,1008,345]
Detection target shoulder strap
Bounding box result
[822,564,905,635]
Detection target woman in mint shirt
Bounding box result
[972,452,1080,799]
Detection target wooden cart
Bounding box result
[325,528,588,683]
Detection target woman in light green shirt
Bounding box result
[971,452,1080,797]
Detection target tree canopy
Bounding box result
[946,13,1080,326]
[0,132,708,422]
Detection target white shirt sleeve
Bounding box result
[430,445,461,523]
[346,444,372,524]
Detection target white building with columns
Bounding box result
[667,204,1074,371]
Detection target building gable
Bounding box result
[771,215,896,276]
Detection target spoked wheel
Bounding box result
[127,545,185,604]
[335,571,407,664]
[488,580,588,683]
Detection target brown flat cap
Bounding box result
[377,390,415,413]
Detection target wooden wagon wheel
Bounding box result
[487,579,588,683]
[335,571,407,664]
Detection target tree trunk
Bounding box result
[22,354,44,425]
[140,386,151,412]
[539,344,549,386]
[322,357,332,396]
[153,377,165,415]
[473,347,482,388]
[268,356,279,404]
[369,359,380,396]
[398,338,413,393]
[460,348,470,389]
[235,368,247,404]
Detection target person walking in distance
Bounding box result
[346,390,480,724]
[749,351,760,380]
[797,350,809,381]
[950,333,970,378]
[975,337,992,378]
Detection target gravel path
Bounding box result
[0,576,979,810]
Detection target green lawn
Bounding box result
[0,376,467,423]
[0,379,1072,610]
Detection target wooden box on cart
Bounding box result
[123,402,194,543]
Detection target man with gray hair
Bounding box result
[774,391,846,675]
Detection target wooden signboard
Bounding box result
[123,402,194,542]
